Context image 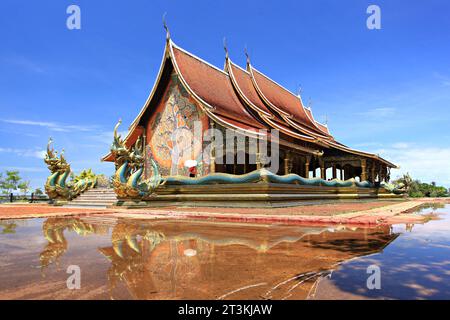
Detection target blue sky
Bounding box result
[0,0,449,189]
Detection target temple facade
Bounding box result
[101,32,399,207]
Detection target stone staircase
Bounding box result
[64,188,117,208]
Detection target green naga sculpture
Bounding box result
[44,138,97,202]
[110,120,164,200]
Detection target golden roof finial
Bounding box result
[244,46,251,66]
[297,85,303,97]
[162,12,170,41]
[223,37,229,59]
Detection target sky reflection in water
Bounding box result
[0,203,449,300]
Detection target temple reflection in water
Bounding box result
[40,217,398,299]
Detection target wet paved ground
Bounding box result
[0,200,403,219]
[0,200,430,226]
[0,203,448,299]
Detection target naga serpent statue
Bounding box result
[44,138,97,202]
[110,120,164,199]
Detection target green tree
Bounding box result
[1,171,21,195]
[18,181,30,197]
[405,178,448,198]
[0,172,4,194]
[34,188,44,196]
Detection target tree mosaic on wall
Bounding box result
[145,72,209,178]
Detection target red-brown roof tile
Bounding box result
[171,45,265,130]
[251,67,328,136]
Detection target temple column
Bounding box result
[381,166,388,182]
[371,162,376,183]
[284,151,291,175]
[304,156,311,178]
[256,143,262,170]
[361,159,367,182]
[320,159,325,180]
[209,121,216,173]
[332,164,337,180]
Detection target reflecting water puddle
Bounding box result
[0,204,449,300]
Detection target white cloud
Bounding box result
[3,56,44,73]
[0,147,46,159]
[94,130,128,145]
[391,142,410,149]
[0,166,46,173]
[433,72,450,87]
[373,144,450,187]
[1,119,97,132]
[352,142,382,148]
[358,107,396,118]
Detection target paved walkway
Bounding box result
[0,204,108,220]
[111,200,426,226]
[0,200,439,226]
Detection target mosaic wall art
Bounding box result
[144,72,210,177]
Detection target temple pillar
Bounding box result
[256,143,262,170]
[361,159,367,182]
[320,159,325,180]
[284,151,291,175]
[209,121,216,173]
[332,164,337,180]
[304,156,311,178]
[371,163,376,183]
[380,166,387,182]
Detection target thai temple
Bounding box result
[97,27,399,207]
[45,27,400,207]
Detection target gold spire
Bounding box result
[244,46,250,66]
[162,12,170,41]
[223,37,229,59]
[297,85,303,97]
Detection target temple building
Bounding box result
[101,30,398,206]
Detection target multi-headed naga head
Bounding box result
[111,119,131,167]
[129,136,145,171]
[44,138,70,173]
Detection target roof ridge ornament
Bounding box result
[244,46,251,66]
[307,97,312,108]
[223,37,229,59]
[297,85,303,98]
[162,12,170,41]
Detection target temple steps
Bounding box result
[65,187,118,208]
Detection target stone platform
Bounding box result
[113,183,401,208]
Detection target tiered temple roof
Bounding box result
[102,37,396,168]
